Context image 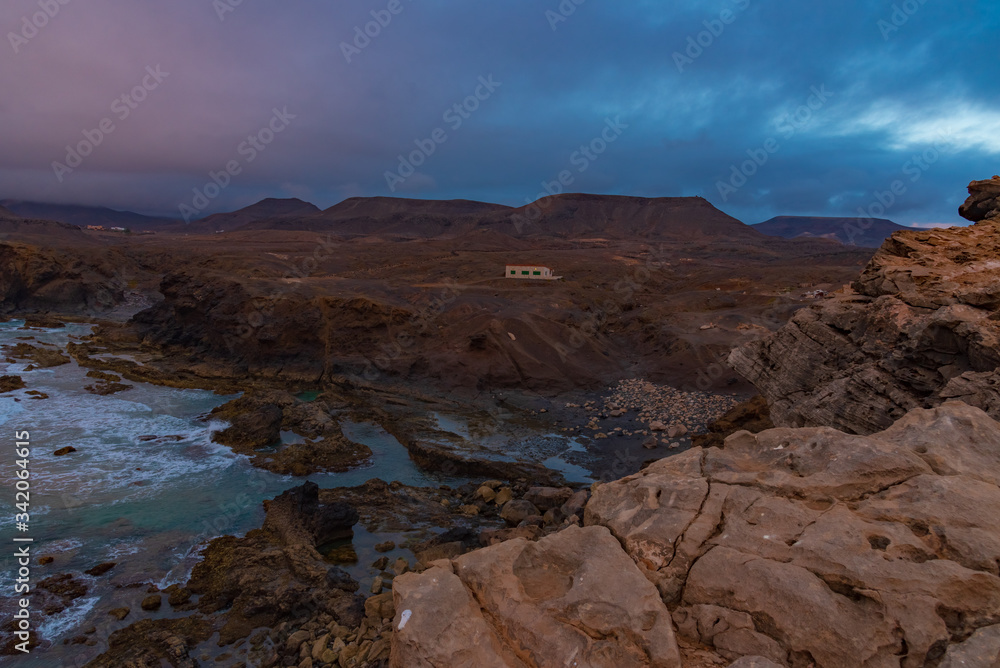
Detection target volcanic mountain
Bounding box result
[754,215,911,247]
[0,200,178,232]
[235,196,511,237]
[231,193,770,243]
[186,197,321,234]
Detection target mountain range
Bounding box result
[753,215,912,247]
[0,195,922,246]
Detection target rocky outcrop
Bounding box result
[391,524,681,667]
[958,175,1000,222]
[393,401,1000,666]
[729,178,1000,435]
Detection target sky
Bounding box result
[1,0,997,226]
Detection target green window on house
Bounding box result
[510,270,516,275]
[521,270,529,275]
[533,271,541,275]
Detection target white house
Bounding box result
[505,265,560,280]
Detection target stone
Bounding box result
[84,562,116,577]
[53,446,77,456]
[938,623,1000,667]
[494,487,513,506]
[285,629,310,654]
[364,592,394,621]
[727,658,784,668]
[499,499,539,527]
[649,420,666,431]
[108,607,130,621]
[584,402,1000,667]
[140,595,161,612]
[522,486,573,511]
[560,489,589,517]
[475,486,497,503]
[390,526,680,667]
[667,424,688,438]
[374,541,395,553]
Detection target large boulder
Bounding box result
[391,524,681,667]
[958,175,1000,222]
[585,401,1000,667]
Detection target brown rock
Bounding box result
[731,193,1000,435]
[140,595,162,611]
[53,446,77,456]
[498,499,539,527]
[108,607,130,621]
[391,525,680,667]
[84,562,116,577]
[0,375,25,393]
[585,402,1000,666]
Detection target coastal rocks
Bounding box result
[958,175,1000,222]
[584,400,1000,666]
[210,394,283,451]
[2,342,70,367]
[0,375,24,392]
[210,391,373,475]
[391,525,681,667]
[83,617,213,668]
[176,482,363,645]
[730,186,1000,434]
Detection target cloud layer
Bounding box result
[2,0,997,225]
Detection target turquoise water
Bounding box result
[0,321,592,665]
[0,322,465,665]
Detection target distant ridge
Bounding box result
[187,197,321,233]
[754,215,911,248]
[0,200,178,231]
[235,193,766,241]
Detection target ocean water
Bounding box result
[0,320,593,666]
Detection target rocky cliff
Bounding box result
[391,401,1000,667]
[388,179,1000,667]
[728,178,1000,434]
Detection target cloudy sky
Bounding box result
[1,0,996,225]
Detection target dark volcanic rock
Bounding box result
[0,375,25,393]
[210,395,283,452]
[84,562,116,577]
[2,342,70,367]
[185,482,363,644]
[83,617,213,668]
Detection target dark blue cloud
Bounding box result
[0,0,996,225]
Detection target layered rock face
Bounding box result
[392,401,1000,666]
[729,178,1000,434]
